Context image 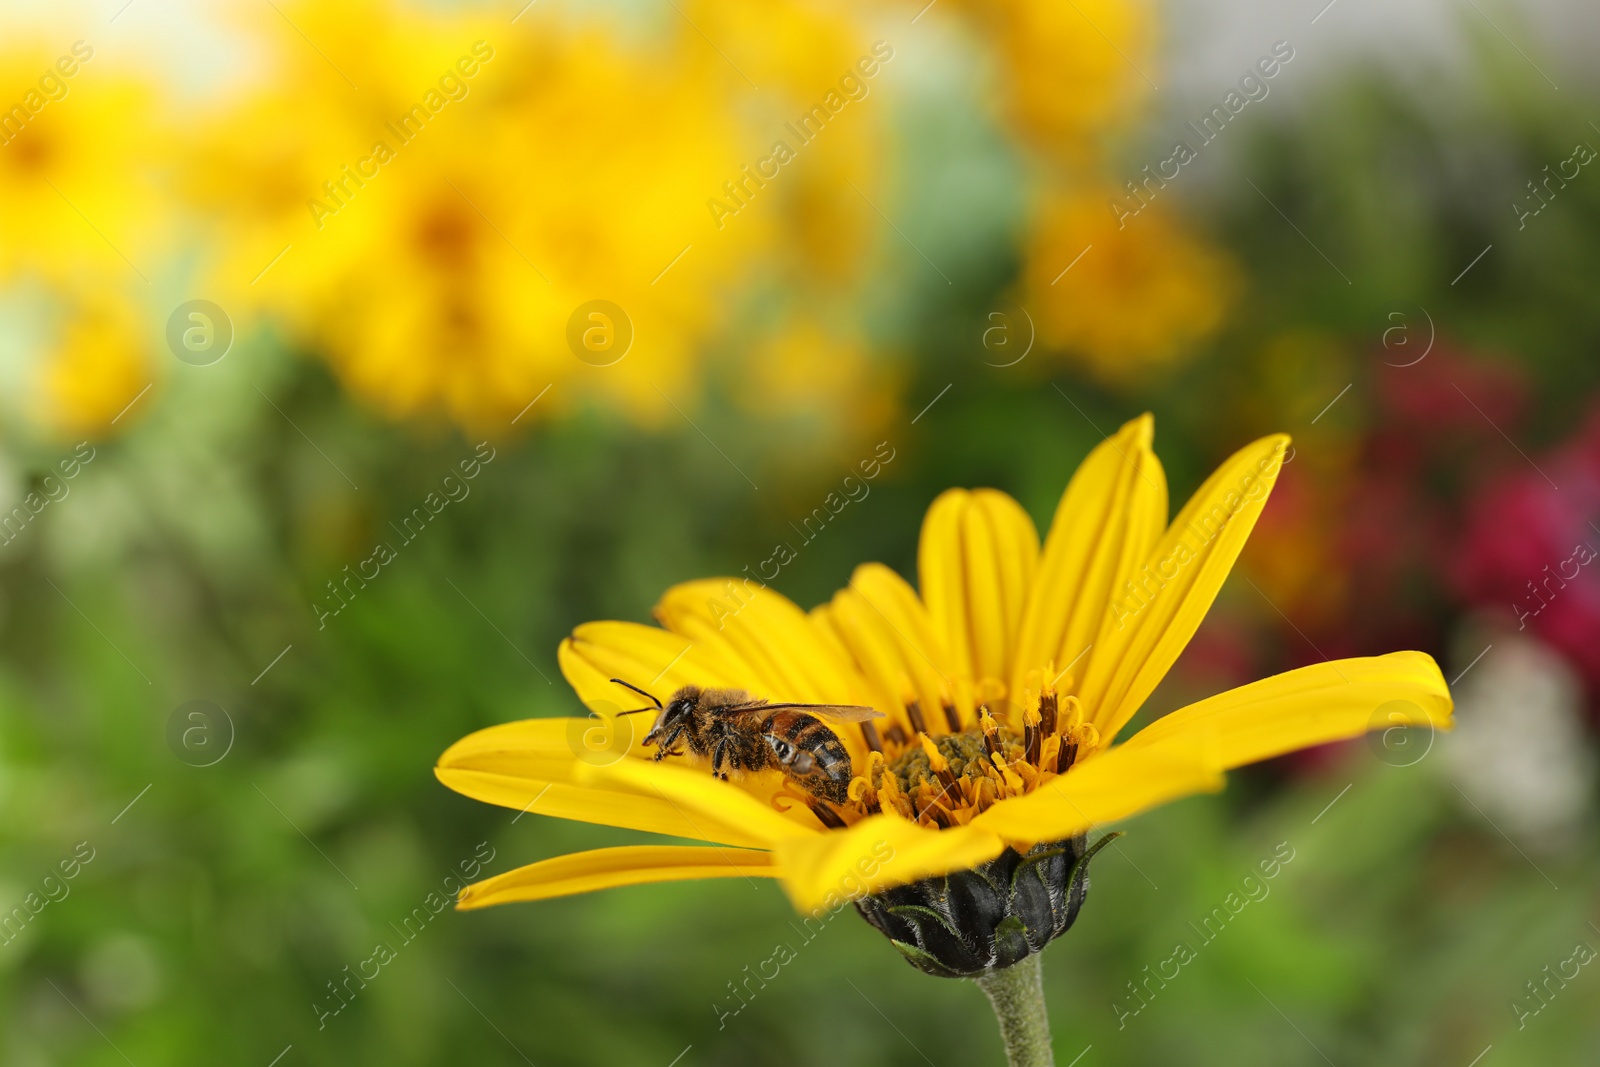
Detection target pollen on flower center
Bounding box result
[887,729,1008,793]
[849,688,1098,830]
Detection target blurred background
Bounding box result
[1,0,1598,1063]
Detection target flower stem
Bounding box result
[974,955,1054,1067]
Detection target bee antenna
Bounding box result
[616,706,659,717]
[609,678,663,711]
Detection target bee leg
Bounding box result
[806,801,847,830]
[652,723,687,760]
[711,738,732,780]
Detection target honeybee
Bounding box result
[611,679,882,806]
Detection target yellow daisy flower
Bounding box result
[944,0,1155,162]
[436,416,1451,974]
[1021,188,1238,382]
[189,0,769,431]
[39,283,154,439]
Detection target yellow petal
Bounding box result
[1077,433,1291,743]
[436,721,817,848]
[573,756,816,845]
[457,845,778,910]
[1119,652,1454,769]
[815,597,910,734]
[918,488,1039,712]
[438,716,621,780]
[559,621,748,716]
[1012,413,1167,702]
[436,767,780,848]
[969,742,1225,850]
[919,490,973,683]
[654,579,870,704]
[772,813,1007,914]
[807,600,863,682]
[824,563,959,733]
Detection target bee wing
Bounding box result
[746,702,885,724]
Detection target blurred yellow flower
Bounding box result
[920,0,1237,380]
[186,1,898,431]
[39,285,153,438]
[0,43,162,439]
[1020,188,1237,381]
[949,0,1155,160]
[0,45,163,286]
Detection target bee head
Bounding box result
[765,734,816,775]
[644,685,700,745]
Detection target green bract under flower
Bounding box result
[855,833,1119,978]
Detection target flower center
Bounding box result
[886,729,1009,794]
[842,688,1099,830]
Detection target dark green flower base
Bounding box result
[854,833,1118,979]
